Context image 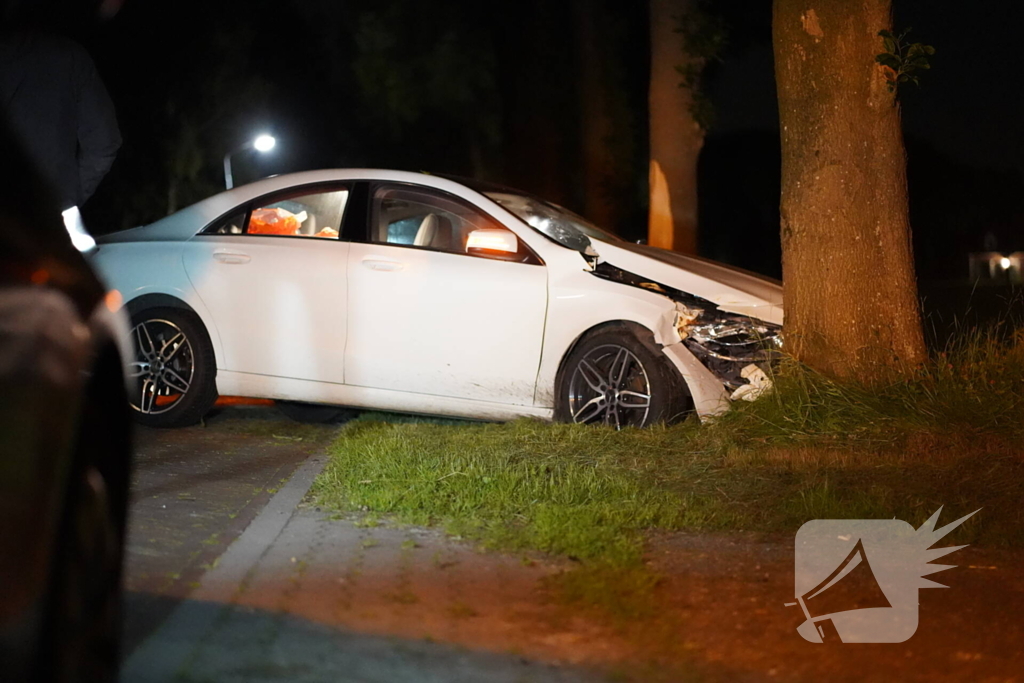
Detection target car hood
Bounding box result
[592,240,784,325]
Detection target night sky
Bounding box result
[696,0,1024,278]
[12,0,1024,279]
[709,0,1024,172]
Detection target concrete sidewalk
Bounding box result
[122,406,336,657]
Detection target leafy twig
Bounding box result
[876,28,935,94]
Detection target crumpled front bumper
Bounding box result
[593,263,782,419]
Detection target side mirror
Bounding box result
[466,228,519,259]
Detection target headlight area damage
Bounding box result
[591,262,782,404]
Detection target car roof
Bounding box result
[97,169,487,243]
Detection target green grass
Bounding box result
[313,417,686,565]
[714,325,1024,444]
[311,327,1024,568]
[311,416,1022,563]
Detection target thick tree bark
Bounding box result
[773,0,926,380]
[648,0,703,253]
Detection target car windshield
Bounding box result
[485,192,621,252]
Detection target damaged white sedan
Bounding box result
[91,170,782,428]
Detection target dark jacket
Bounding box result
[0,32,121,209]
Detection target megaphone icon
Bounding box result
[795,538,892,642]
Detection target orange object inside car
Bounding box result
[249,207,300,235]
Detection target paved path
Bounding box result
[122,406,337,657]
[121,407,602,682]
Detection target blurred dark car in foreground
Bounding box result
[0,128,132,681]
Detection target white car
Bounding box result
[91,169,783,428]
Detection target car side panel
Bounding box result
[91,241,225,370]
[345,243,547,405]
[182,236,348,384]
[216,370,552,421]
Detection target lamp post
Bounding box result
[223,134,276,189]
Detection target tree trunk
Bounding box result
[773,0,926,380]
[648,0,703,253]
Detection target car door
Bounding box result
[181,183,351,384]
[345,183,548,405]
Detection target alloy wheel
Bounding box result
[567,344,652,429]
[128,319,195,415]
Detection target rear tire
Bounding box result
[556,325,692,428]
[128,307,217,427]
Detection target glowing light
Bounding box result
[105,289,123,312]
[999,256,1011,269]
[466,228,518,253]
[253,134,276,153]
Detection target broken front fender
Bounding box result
[660,342,731,419]
[592,261,782,414]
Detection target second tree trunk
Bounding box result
[773,0,926,380]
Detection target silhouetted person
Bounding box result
[0,30,120,210]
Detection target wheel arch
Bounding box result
[125,292,198,319]
[124,294,219,370]
[551,319,669,404]
[556,319,733,422]
[551,319,694,425]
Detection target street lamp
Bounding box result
[223,134,276,189]
[253,134,276,153]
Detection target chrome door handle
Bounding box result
[213,251,251,264]
[361,258,404,272]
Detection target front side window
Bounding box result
[370,185,538,263]
[371,185,496,253]
[204,186,350,239]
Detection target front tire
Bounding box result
[556,326,692,429]
[128,307,217,427]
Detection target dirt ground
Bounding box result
[640,533,1022,681]
[177,509,1021,682]
[123,407,1023,682]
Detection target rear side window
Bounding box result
[205,211,247,235]
[203,186,350,239]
